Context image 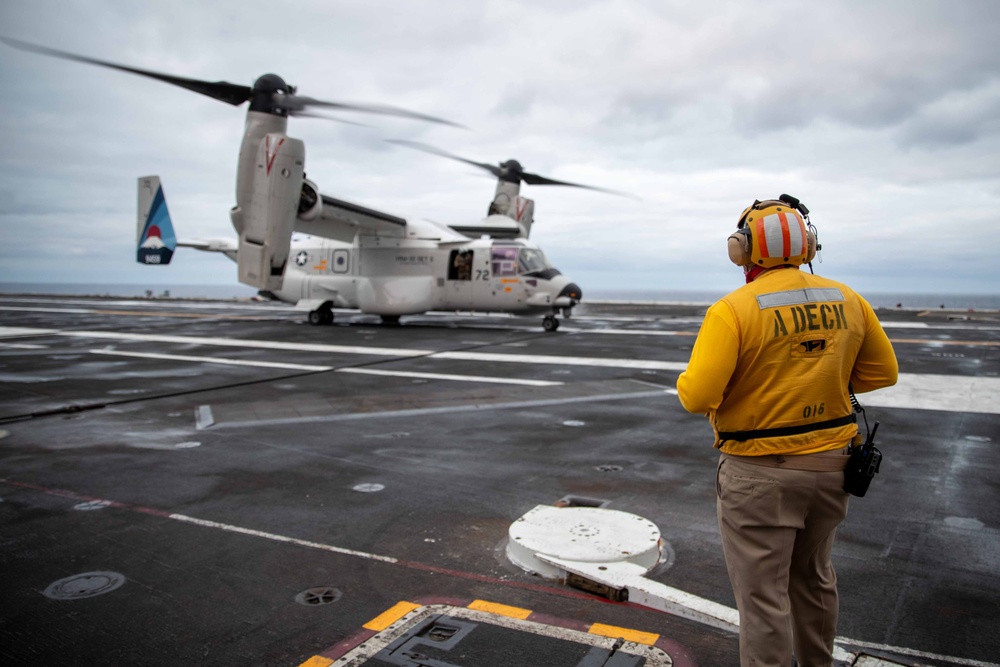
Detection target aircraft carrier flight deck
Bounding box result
[1,295,998,666]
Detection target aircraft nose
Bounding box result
[558,283,582,302]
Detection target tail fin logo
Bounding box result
[137,178,177,265]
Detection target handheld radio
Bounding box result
[844,421,882,497]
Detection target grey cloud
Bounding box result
[715,2,1000,136]
[894,82,1000,149]
[1,0,998,298]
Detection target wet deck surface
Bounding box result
[1,295,998,666]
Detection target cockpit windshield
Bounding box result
[518,248,551,273]
[491,243,559,278]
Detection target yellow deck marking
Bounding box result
[363,601,421,632]
[296,657,333,667]
[468,599,532,620]
[589,622,659,646]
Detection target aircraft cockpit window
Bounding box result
[518,248,550,274]
[449,250,473,281]
[491,247,518,277]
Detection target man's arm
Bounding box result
[677,303,740,414]
[850,299,899,393]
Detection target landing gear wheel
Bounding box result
[543,315,560,332]
[308,307,334,326]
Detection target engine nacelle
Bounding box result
[511,196,534,237]
[297,178,323,221]
[488,180,535,237]
[235,133,305,291]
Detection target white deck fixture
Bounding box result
[507,504,739,633]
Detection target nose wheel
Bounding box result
[543,315,560,332]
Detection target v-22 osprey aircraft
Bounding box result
[137,169,583,331]
[3,37,600,332]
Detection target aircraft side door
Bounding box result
[475,245,521,308]
[445,249,474,308]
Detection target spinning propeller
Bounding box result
[1,36,461,126]
[388,140,636,197]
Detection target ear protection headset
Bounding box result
[727,193,820,270]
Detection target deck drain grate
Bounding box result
[43,571,126,600]
[295,587,342,606]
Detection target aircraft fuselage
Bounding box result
[273,229,580,318]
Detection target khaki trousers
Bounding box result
[717,450,850,667]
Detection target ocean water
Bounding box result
[583,288,1000,311]
[1,282,998,311]
[0,282,258,300]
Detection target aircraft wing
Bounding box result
[413,218,476,244]
[448,214,524,239]
[293,193,407,243]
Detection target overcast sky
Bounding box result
[1,0,998,298]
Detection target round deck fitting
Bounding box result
[43,571,126,600]
[506,505,662,580]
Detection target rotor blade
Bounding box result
[521,170,640,199]
[521,172,593,187]
[277,95,464,128]
[288,109,371,127]
[387,140,502,177]
[1,36,252,106]
[389,139,638,198]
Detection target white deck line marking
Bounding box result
[64,329,427,357]
[337,368,563,386]
[0,327,54,338]
[89,349,563,386]
[90,349,334,371]
[838,639,999,667]
[432,350,689,372]
[3,326,997,414]
[168,513,399,564]
[881,322,930,328]
[213,390,673,430]
[863,373,1000,415]
[560,327,696,337]
[0,306,97,315]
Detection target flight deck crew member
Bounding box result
[676,196,898,667]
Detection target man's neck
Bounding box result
[745,264,797,284]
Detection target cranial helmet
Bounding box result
[727,194,818,269]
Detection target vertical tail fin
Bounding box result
[137,176,177,265]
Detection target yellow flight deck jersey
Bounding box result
[677,267,898,456]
